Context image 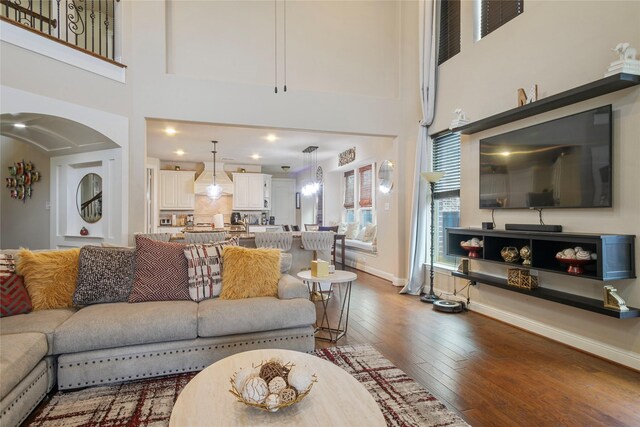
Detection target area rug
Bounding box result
[30,344,468,427]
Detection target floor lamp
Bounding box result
[420,171,445,303]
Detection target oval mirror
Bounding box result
[76,173,102,223]
[378,160,394,194]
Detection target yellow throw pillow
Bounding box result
[16,248,80,310]
[220,247,280,300]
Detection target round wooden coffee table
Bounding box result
[169,349,385,426]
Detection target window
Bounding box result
[438,0,461,65]
[342,164,375,226]
[480,0,524,39]
[432,133,461,265]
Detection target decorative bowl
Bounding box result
[460,244,482,259]
[555,257,593,275]
[229,360,317,413]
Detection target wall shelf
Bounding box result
[447,228,636,319]
[452,271,639,319]
[445,73,640,135]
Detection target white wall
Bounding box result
[432,1,640,368]
[126,0,421,283]
[0,136,50,249]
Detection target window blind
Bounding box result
[358,165,373,207]
[438,0,461,65]
[343,171,355,209]
[480,0,524,38]
[433,132,461,199]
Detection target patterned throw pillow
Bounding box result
[183,237,239,302]
[362,224,377,243]
[17,248,80,310]
[220,247,281,300]
[345,222,360,239]
[1,254,32,317]
[128,235,190,303]
[73,246,135,305]
[355,226,366,241]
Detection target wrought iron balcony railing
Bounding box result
[1,0,121,64]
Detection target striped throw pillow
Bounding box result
[183,237,239,302]
[1,254,32,317]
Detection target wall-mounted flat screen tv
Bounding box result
[479,105,612,209]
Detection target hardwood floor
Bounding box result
[316,268,640,427]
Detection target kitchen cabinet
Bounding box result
[159,170,195,210]
[232,173,271,210]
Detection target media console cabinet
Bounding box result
[446,228,638,319]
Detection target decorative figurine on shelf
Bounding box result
[517,84,538,106]
[450,108,469,129]
[605,42,640,77]
[520,246,532,266]
[80,227,89,236]
[603,285,629,312]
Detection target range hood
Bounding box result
[194,163,234,195]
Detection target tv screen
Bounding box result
[479,105,612,209]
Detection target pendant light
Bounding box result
[301,146,318,196]
[207,140,223,200]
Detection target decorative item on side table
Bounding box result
[603,285,629,312]
[420,171,445,303]
[229,359,317,412]
[507,269,538,290]
[460,238,483,258]
[555,246,596,274]
[500,246,520,263]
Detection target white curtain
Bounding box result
[400,0,438,295]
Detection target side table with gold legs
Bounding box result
[296,270,357,342]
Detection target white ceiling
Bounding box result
[0,113,119,156]
[146,119,395,174]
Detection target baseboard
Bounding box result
[463,298,640,370]
[342,258,402,285]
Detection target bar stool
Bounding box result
[301,231,333,262]
[254,232,293,251]
[136,233,171,242]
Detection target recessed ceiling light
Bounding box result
[13,123,26,128]
[251,154,261,160]
[165,127,177,136]
[266,134,277,142]
[176,150,185,156]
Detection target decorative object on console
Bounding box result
[507,269,538,290]
[338,147,356,167]
[517,84,538,106]
[6,160,40,202]
[520,245,532,266]
[555,246,596,274]
[80,227,89,236]
[207,140,223,200]
[603,285,629,312]
[229,359,316,412]
[605,42,640,77]
[500,247,520,263]
[460,238,483,259]
[420,171,445,304]
[450,108,469,129]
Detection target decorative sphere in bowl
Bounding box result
[230,360,317,412]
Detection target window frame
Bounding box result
[480,0,524,39]
[342,162,376,226]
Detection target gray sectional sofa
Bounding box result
[0,274,315,427]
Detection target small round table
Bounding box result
[296,270,357,342]
[169,349,385,427]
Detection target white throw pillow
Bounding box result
[355,226,366,241]
[345,222,360,239]
[362,224,377,243]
